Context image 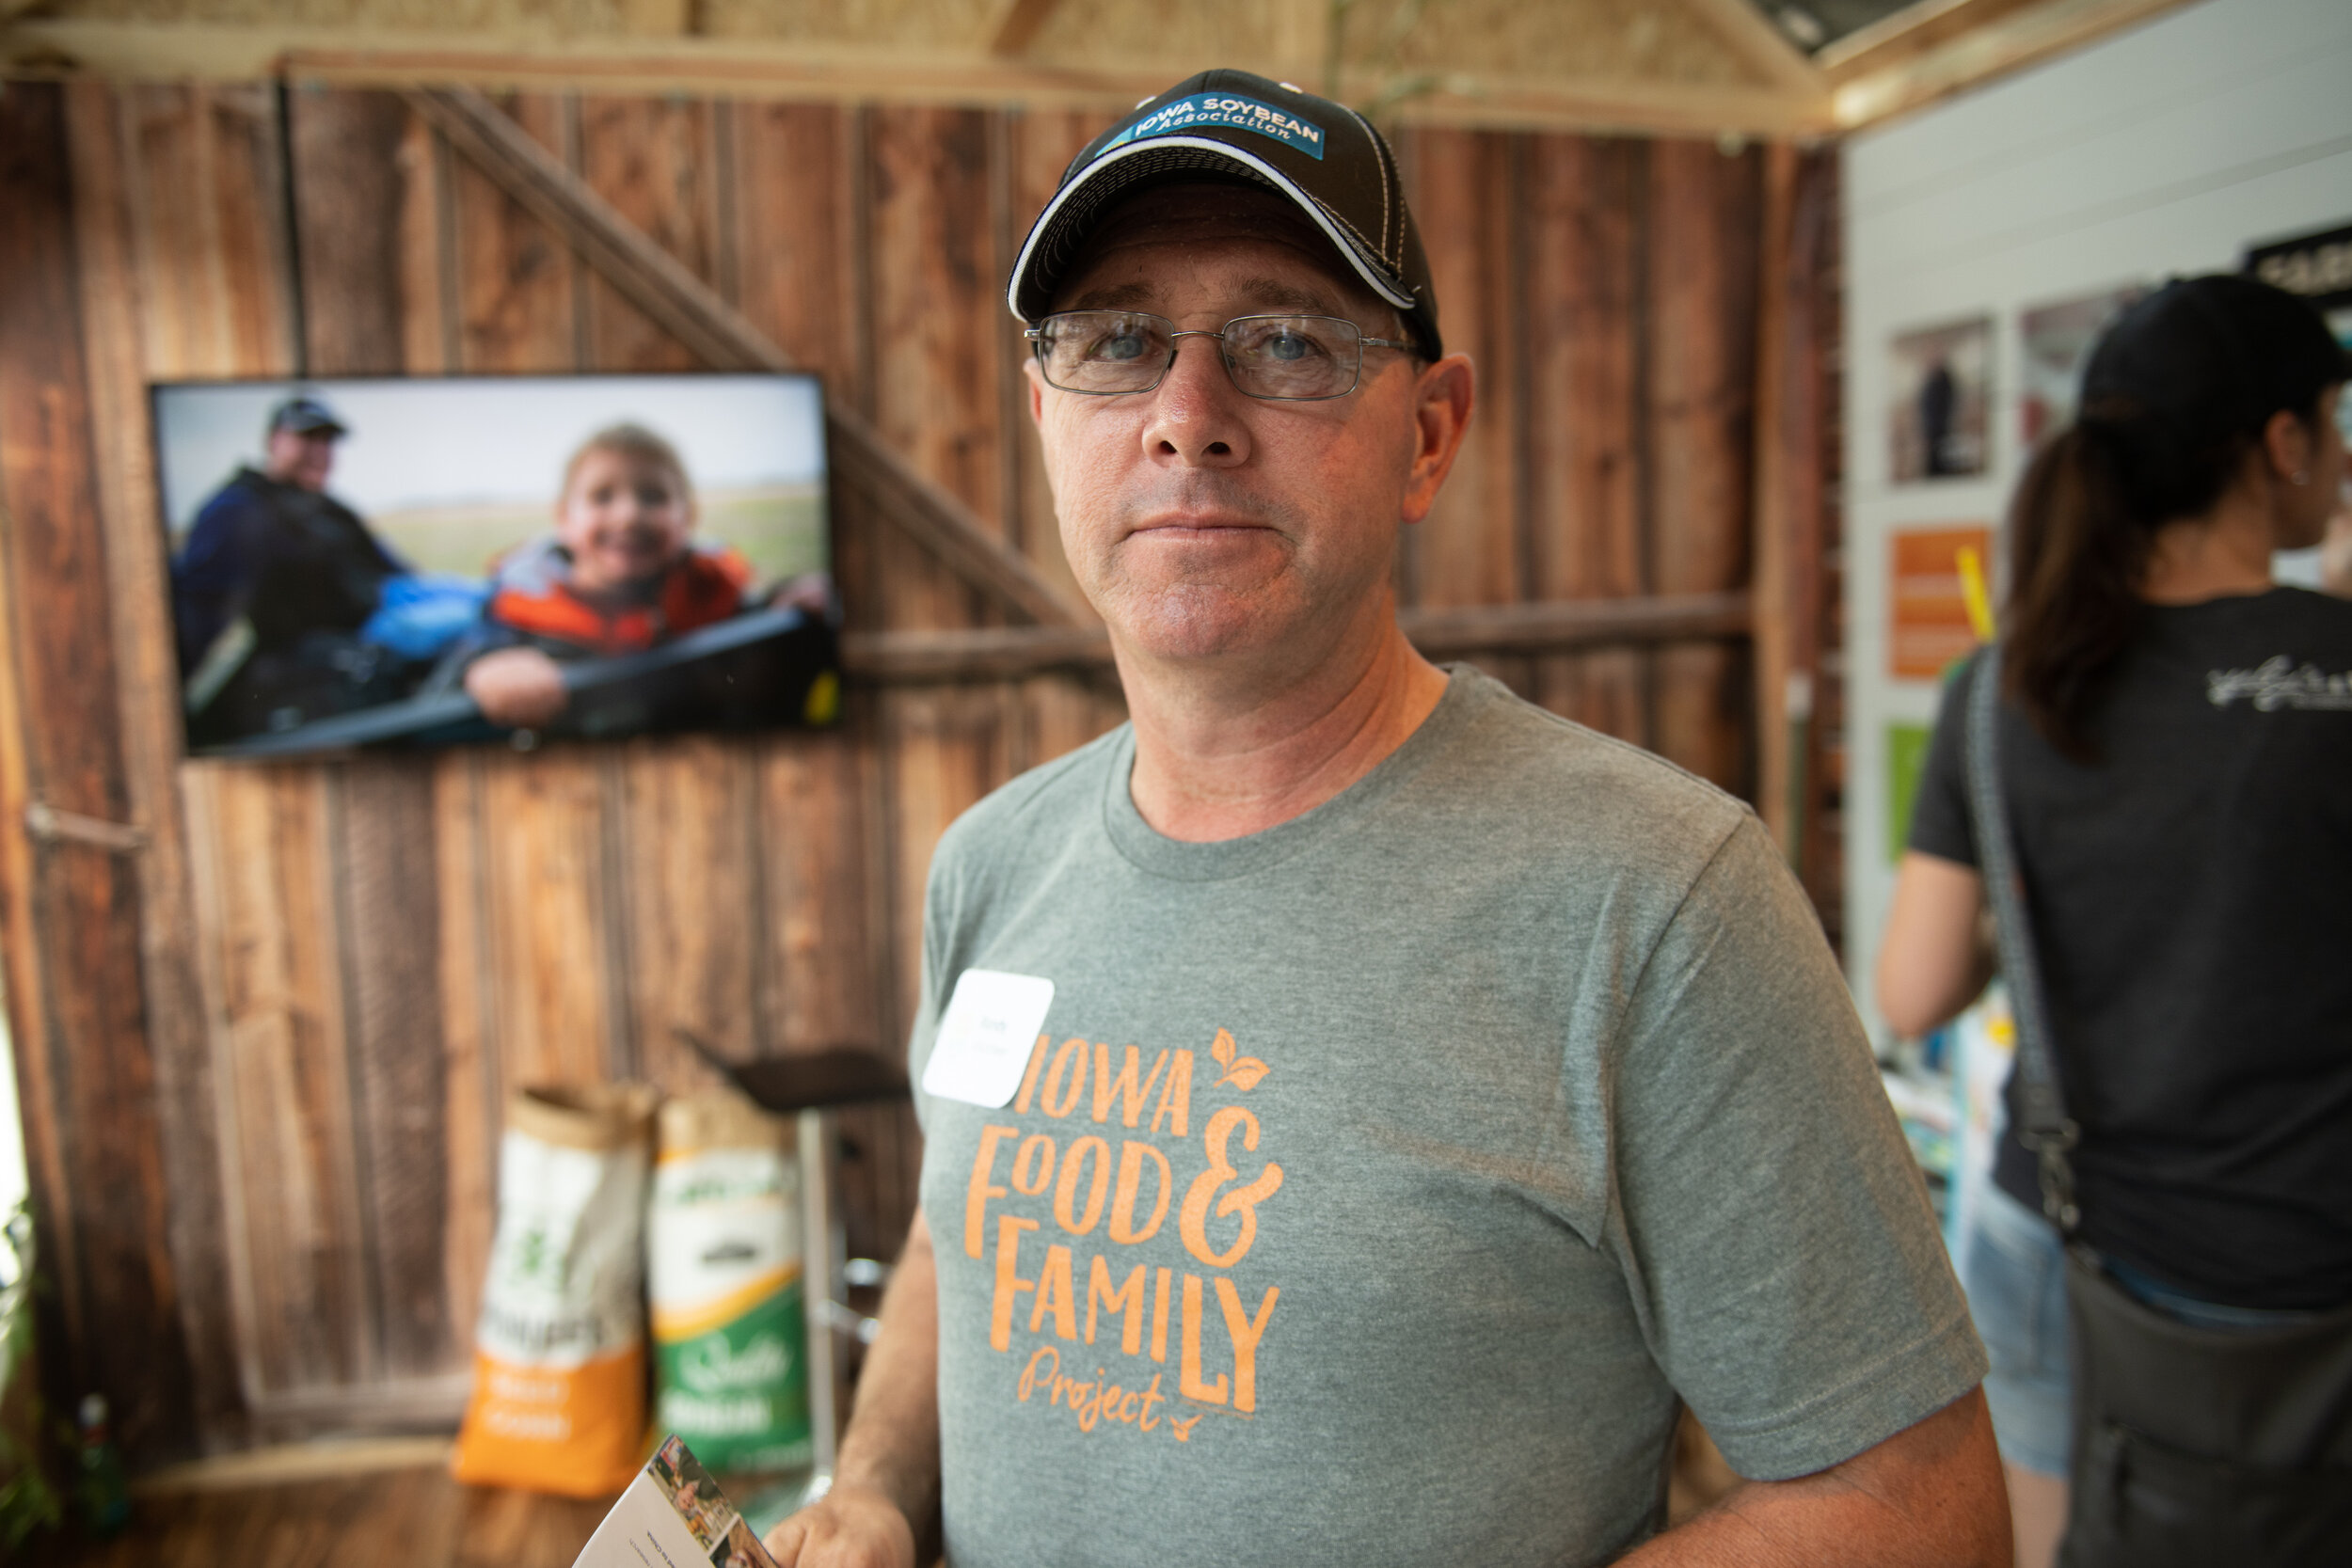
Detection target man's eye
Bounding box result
[1237,325,1333,362]
[1089,331,1150,362]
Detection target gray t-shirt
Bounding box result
[910,667,1983,1567]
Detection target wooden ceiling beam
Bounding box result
[1819,0,2043,83]
[1826,0,2201,128]
[1676,0,1831,95]
[2,24,1834,138]
[400,87,1080,628]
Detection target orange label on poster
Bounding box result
[1890,526,1991,679]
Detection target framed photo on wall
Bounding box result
[1887,317,1993,483]
[2019,282,2148,451]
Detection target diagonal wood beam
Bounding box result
[982,0,1065,55]
[1822,0,2199,127]
[400,86,1078,628]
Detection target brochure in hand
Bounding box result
[572,1433,782,1568]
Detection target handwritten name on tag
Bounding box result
[920,970,1056,1108]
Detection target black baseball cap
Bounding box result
[268,395,348,438]
[2083,275,2349,440]
[1007,69,1443,360]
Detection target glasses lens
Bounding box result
[1222,316,1360,400]
[1037,312,1171,393]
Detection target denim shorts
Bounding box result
[1961,1180,2072,1476]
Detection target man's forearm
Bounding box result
[833,1208,942,1536]
[1614,1390,2010,1568]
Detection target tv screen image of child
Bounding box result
[446,422,822,732]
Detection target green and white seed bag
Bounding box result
[647,1090,813,1473]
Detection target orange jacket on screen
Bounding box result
[484,535,755,657]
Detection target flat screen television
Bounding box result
[151,373,837,759]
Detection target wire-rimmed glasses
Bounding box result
[1025,310,1416,402]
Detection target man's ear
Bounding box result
[1024,356,1048,427]
[1401,354,1476,527]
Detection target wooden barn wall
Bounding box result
[0,77,1804,1464]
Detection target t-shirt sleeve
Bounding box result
[1607,816,1987,1481]
[1906,657,1980,868]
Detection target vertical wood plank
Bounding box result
[1752,144,1838,903]
[617,736,760,1089]
[118,84,300,381]
[184,762,378,1397]
[0,82,200,1458]
[290,87,416,378]
[400,109,460,374]
[1522,133,1650,745]
[1396,127,1521,611]
[877,686,1009,1044]
[758,729,882,1054]
[866,104,1005,632]
[59,77,254,1454]
[335,761,453,1379]
[287,84,469,1386]
[1001,108,1117,619]
[728,101,863,399]
[435,752,500,1362]
[577,95,718,372]
[1525,135,1645,604]
[1646,139,1760,795]
[478,749,624,1090]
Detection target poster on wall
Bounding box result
[1887,317,1992,483]
[1888,524,1993,680]
[2019,282,2148,450]
[1884,721,1933,865]
[152,374,840,759]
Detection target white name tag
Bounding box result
[920,969,1056,1108]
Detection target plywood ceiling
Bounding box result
[0,0,2204,135]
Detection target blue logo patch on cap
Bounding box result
[1096,92,1327,162]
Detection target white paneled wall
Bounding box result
[1841,0,2352,1024]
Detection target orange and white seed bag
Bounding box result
[453,1083,660,1496]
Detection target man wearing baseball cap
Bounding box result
[172,394,409,740]
[771,71,2004,1567]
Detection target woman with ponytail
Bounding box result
[1877,275,2350,1568]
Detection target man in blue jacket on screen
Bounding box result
[767,70,2008,1568]
[171,395,413,740]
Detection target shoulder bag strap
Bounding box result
[1963,644,2081,1233]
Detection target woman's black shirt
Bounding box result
[1911,588,2352,1309]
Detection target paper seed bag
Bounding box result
[648,1089,814,1473]
[453,1083,660,1496]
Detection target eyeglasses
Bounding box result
[1025,310,1416,402]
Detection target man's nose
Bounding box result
[1140,335,1252,466]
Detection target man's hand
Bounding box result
[1618,1387,2011,1566]
[463,646,569,729]
[761,1481,914,1568]
[765,1212,941,1567]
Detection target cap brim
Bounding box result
[1009,135,1418,325]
